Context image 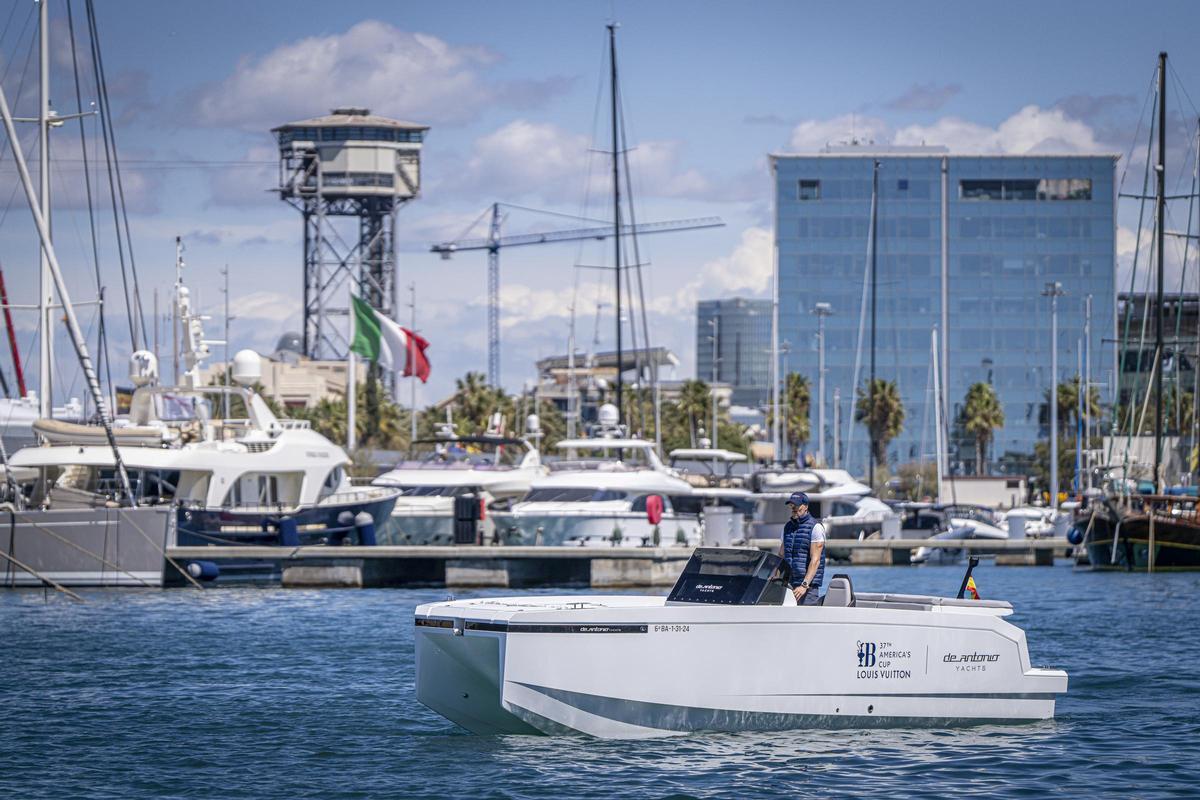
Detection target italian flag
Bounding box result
[350,295,431,382]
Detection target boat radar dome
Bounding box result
[526,414,541,434]
[597,403,619,427]
[231,350,263,386]
[128,350,158,386]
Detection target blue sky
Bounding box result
[3,0,1200,407]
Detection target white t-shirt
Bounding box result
[810,522,826,543]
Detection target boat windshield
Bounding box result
[667,548,787,605]
[393,440,524,470]
[522,488,627,503]
[394,485,480,497]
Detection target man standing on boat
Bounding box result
[779,492,825,605]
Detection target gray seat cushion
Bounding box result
[822,575,854,607]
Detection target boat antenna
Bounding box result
[956,556,980,600]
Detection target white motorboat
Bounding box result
[749,468,896,543]
[897,504,1010,565]
[493,437,699,547]
[372,429,546,545]
[668,447,755,545]
[415,547,1068,737]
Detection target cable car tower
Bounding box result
[274,108,428,365]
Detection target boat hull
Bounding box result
[1084,507,1200,570]
[490,510,700,547]
[1,506,171,587]
[171,491,398,583]
[415,597,1066,738]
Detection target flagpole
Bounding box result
[348,284,356,453]
[409,282,417,445]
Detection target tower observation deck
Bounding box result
[274,108,428,365]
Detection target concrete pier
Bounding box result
[165,539,1070,589]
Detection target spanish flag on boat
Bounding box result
[965,576,980,600]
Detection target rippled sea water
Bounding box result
[2,563,1199,799]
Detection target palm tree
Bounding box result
[854,378,905,469]
[676,379,711,447]
[960,382,1004,474]
[784,373,811,459]
[1045,375,1101,435]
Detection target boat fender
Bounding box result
[646,494,664,526]
[1066,525,1085,546]
[355,511,377,546]
[186,561,220,581]
[278,516,300,547]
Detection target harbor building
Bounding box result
[695,297,772,407]
[772,146,1117,476]
[1116,292,1198,432]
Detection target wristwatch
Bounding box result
[800,581,810,589]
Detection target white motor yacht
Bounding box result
[3,285,397,586]
[415,547,1068,737]
[668,447,755,545]
[372,428,546,545]
[749,468,896,543]
[493,437,699,547]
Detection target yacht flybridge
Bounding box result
[416,547,1068,737]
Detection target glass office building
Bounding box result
[772,147,1116,475]
[696,298,772,407]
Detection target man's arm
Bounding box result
[801,540,825,588]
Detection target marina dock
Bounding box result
[164,539,1069,588]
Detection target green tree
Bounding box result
[676,379,711,447]
[960,382,1004,475]
[784,373,812,458]
[1044,375,1102,436]
[854,378,905,469]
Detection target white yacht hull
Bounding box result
[416,595,1067,738]
[490,510,701,547]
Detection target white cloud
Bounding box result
[228,290,299,323]
[788,114,889,152]
[895,105,1102,154]
[190,21,570,131]
[650,226,772,315]
[441,119,712,204]
[787,105,1105,155]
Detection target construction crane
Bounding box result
[432,202,723,386]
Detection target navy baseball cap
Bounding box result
[786,492,809,506]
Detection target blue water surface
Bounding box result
[2,564,1199,799]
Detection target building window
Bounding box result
[897,179,909,191]
[960,178,1092,201]
[798,180,821,200]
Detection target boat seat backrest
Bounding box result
[822,573,854,607]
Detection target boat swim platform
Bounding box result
[164,539,1069,589]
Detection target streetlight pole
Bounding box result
[832,387,841,468]
[707,317,719,450]
[780,339,791,464]
[814,302,832,466]
[1043,281,1065,509]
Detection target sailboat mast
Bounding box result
[38,0,52,416]
[1155,51,1166,490]
[868,159,879,488]
[608,23,623,421]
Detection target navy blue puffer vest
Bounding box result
[781,513,825,588]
